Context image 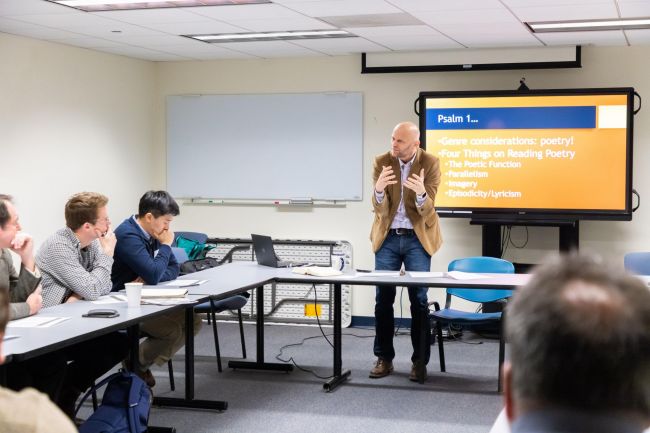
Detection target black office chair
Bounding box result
[173,231,249,372]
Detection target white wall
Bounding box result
[2,31,649,318]
[156,46,650,317]
[0,33,157,245]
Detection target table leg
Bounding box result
[228,284,293,372]
[154,306,228,411]
[323,283,350,391]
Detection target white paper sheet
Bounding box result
[409,272,445,278]
[7,316,70,328]
[356,272,402,277]
[446,271,490,280]
[163,279,208,287]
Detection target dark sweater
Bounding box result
[111,216,179,291]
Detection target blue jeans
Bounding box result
[374,231,431,364]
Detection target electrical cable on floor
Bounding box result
[274,283,374,380]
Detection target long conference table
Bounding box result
[2,262,532,414]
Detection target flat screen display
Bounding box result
[419,88,634,221]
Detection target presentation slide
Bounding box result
[424,94,629,212]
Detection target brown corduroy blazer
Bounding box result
[369,148,443,256]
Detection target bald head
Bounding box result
[391,122,421,162]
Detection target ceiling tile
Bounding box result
[537,29,628,45]
[0,0,74,16]
[217,40,325,57]
[0,17,81,39]
[155,42,254,58]
[189,3,301,20]
[417,8,523,25]
[277,0,402,17]
[140,20,247,35]
[386,0,505,12]
[434,22,542,47]
[48,36,127,49]
[5,11,120,28]
[290,36,388,54]
[502,0,616,6]
[617,0,650,17]
[348,26,463,50]
[227,16,335,32]
[92,8,206,25]
[510,3,619,22]
[94,45,191,61]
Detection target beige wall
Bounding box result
[156,46,650,317]
[2,30,648,317]
[0,32,157,245]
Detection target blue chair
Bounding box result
[430,256,514,392]
[174,231,249,372]
[624,252,650,275]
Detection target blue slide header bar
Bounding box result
[426,106,596,130]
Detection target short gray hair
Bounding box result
[506,253,650,415]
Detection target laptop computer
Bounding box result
[251,234,306,268]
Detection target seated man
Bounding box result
[503,254,650,433]
[0,194,42,320]
[112,190,201,388]
[0,287,77,433]
[0,194,64,402]
[36,192,128,417]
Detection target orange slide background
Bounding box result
[425,94,628,211]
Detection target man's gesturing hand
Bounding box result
[403,169,426,196]
[375,165,397,193]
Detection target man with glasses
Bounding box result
[36,192,127,417]
[38,192,116,306]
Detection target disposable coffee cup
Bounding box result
[125,282,143,308]
[330,254,345,271]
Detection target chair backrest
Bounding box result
[174,231,208,245]
[171,247,189,264]
[624,252,650,275]
[447,256,515,305]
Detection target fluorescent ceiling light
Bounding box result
[187,29,354,43]
[528,17,650,33]
[49,0,269,12]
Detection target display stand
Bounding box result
[470,219,580,258]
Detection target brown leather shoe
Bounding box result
[137,368,156,388]
[409,362,427,382]
[369,358,393,378]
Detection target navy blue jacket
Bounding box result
[111,216,179,291]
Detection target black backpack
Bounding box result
[76,370,152,433]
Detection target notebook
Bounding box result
[251,234,306,268]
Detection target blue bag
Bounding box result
[76,370,152,433]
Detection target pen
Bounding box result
[356,269,372,273]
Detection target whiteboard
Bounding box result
[167,92,363,201]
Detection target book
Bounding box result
[292,266,343,277]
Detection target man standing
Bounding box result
[503,254,650,433]
[112,190,201,388]
[36,192,128,417]
[0,287,77,433]
[369,121,442,382]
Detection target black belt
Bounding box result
[389,228,414,236]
